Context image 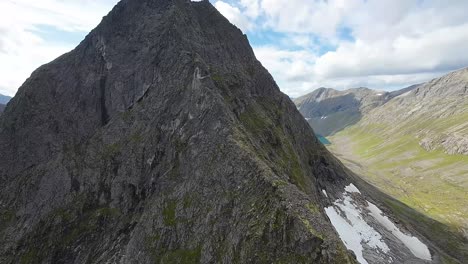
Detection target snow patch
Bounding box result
[325,186,389,264]
[325,206,369,264]
[325,183,432,264]
[322,189,328,197]
[367,202,432,261]
[344,183,361,194]
[396,91,411,98]
[320,116,328,120]
[409,105,422,115]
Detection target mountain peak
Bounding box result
[0,1,356,263]
[0,1,460,263]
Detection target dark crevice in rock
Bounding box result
[99,74,109,126]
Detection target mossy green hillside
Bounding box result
[238,101,308,192]
[329,122,468,231]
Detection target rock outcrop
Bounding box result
[0,0,461,263]
[0,0,355,263]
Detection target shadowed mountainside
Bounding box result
[0,0,356,262]
[0,0,464,263]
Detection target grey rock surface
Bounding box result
[359,68,468,155]
[0,0,461,263]
[0,0,355,263]
[293,86,419,136]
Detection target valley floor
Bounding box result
[326,130,468,238]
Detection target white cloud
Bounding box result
[0,0,118,96]
[254,46,316,80]
[259,0,358,39]
[314,23,468,79]
[239,0,261,18]
[2,0,115,32]
[1,0,468,97]
[253,46,317,97]
[253,42,457,97]
[214,1,253,32]
[246,0,468,96]
[0,25,72,96]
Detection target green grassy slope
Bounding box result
[328,118,468,234]
[327,68,468,233]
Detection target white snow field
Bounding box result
[367,202,432,261]
[325,184,431,264]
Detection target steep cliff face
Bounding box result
[0,0,460,263]
[0,0,354,263]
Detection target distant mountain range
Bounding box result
[0,93,11,105]
[294,68,468,246]
[295,68,468,155]
[0,94,11,114]
[294,84,420,136]
[0,0,465,262]
[355,68,468,155]
[3,0,448,262]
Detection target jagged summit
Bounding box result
[1,0,258,175]
[0,1,354,262]
[0,0,461,263]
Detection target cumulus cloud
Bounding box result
[0,0,118,96]
[314,23,468,79]
[1,0,468,97]
[259,0,358,39]
[254,45,448,97]
[214,1,253,32]
[237,0,468,96]
[0,25,72,96]
[254,46,316,81]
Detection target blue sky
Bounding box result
[1,0,468,97]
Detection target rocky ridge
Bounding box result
[0,0,354,262]
[294,85,419,136]
[0,0,461,263]
[358,68,468,155]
